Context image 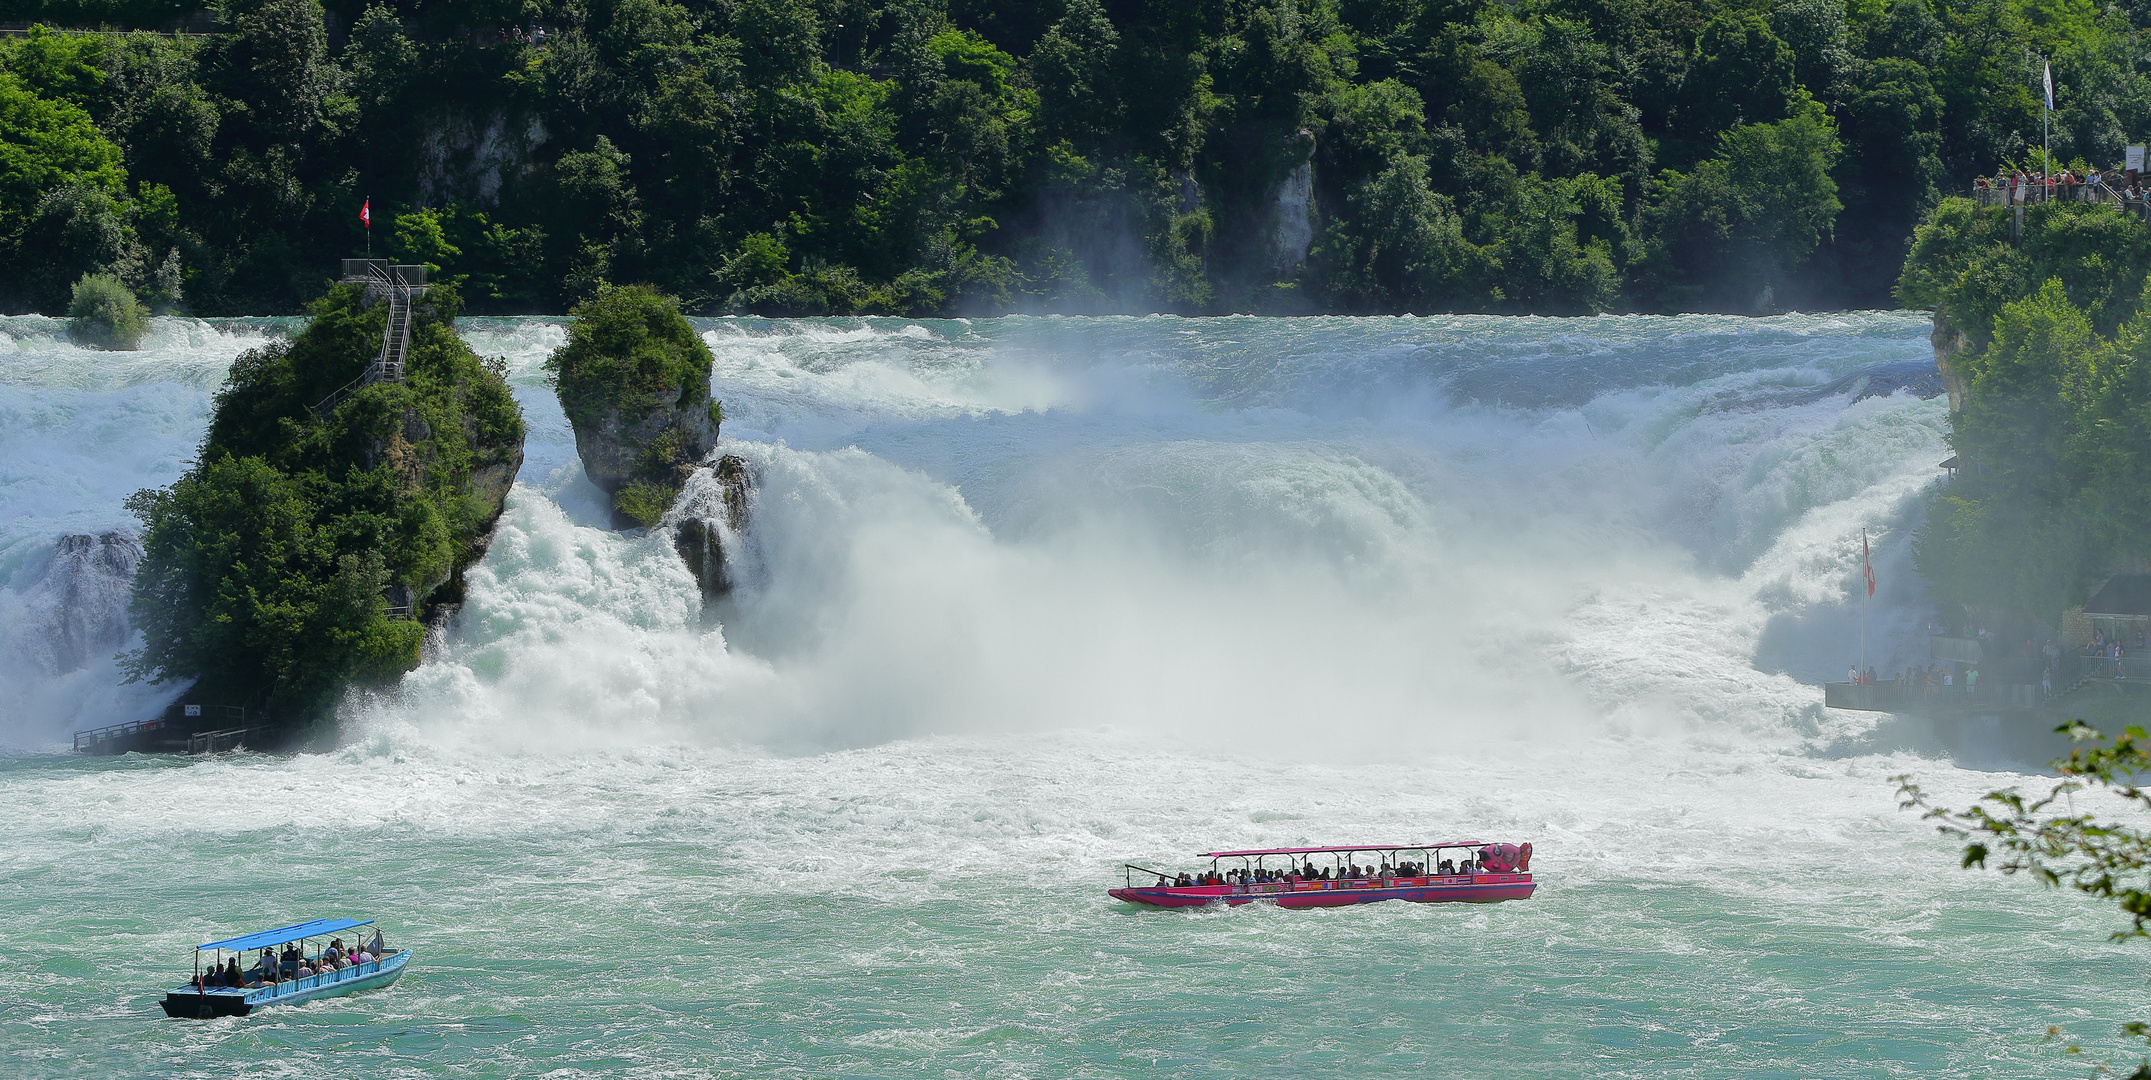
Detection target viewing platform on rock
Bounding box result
[1827,587,2151,716]
[1827,634,2053,714]
[313,260,431,418]
[1966,179,2151,236]
[73,703,274,755]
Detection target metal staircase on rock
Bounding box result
[312,259,430,418]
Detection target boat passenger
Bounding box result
[1156,875,1170,887]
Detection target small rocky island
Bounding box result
[547,285,749,602]
[122,266,524,746]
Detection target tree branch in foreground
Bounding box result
[1896,721,2151,1078]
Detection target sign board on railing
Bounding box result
[2128,145,2145,171]
[185,704,201,716]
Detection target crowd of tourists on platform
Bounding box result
[2088,627,2143,678]
[1977,167,2136,204]
[190,933,386,992]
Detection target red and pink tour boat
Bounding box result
[1110,841,1535,909]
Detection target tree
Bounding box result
[1682,14,1796,138]
[66,271,148,349]
[219,0,339,140]
[1315,153,1480,311]
[545,283,711,426]
[1898,722,2151,1078]
[1029,0,1120,154]
[1643,96,1841,310]
[0,69,123,307]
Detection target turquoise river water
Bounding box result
[0,311,2139,1078]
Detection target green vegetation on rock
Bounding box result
[547,284,712,426]
[1899,197,2151,619]
[1,0,2138,314]
[65,271,147,349]
[546,284,718,527]
[124,281,525,727]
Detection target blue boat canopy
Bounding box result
[197,918,374,953]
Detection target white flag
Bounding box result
[2045,62,2055,111]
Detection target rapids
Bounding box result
[0,310,2132,1077]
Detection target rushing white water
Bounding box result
[2,310,2132,1078]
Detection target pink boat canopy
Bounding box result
[1197,842,1490,858]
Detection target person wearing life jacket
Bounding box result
[1517,842,1533,872]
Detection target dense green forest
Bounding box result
[1900,197,2151,618]
[0,0,2143,315]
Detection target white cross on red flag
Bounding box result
[1862,530,1875,598]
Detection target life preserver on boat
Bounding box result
[1517,842,1532,872]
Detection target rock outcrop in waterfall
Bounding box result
[13,532,142,674]
[124,278,525,737]
[545,284,758,604]
[672,454,753,605]
[546,285,720,529]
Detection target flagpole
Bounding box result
[365,194,371,254]
[2043,60,2051,197]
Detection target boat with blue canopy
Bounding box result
[160,917,411,1018]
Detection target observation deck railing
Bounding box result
[1971,181,2151,223]
[73,717,164,753]
[312,260,429,418]
[73,703,247,753]
[186,726,275,754]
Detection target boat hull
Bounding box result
[1110,874,1534,909]
[160,948,411,1018]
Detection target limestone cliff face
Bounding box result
[1270,132,1316,272]
[1930,310,1972,416]
[368,397,526,620]
[415,108,550,209]
[571,385,719,502]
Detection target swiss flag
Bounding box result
[360,198,370,228]
[1862,530,1876,599]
